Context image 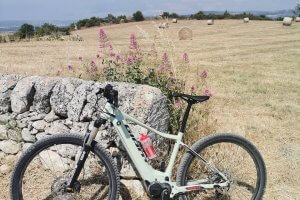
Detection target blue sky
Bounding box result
[0,0,299,20]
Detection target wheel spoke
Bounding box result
[177,134,266,200]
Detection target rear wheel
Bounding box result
[176,134,266,200]
[10,134,120,200]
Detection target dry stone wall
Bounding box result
[0,74,169,188]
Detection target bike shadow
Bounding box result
[78,175,133,200]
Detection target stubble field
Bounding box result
[0,20,300,199]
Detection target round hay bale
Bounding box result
[172,18,178,23]
[158,22,169,29]
[178,27,193,40]
[207,19,214,25]
[295,17,300,22]
[244,17,250,23]
[283,17,293,26]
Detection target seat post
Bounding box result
[179,101,193,133]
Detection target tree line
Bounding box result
[2,5,299,42]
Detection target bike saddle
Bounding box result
[173,92,210,104]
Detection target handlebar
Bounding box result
[96,84,119,107]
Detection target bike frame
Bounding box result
[89,102,229,198]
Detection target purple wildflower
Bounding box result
[99,28,108,49]
[159,65,165,73]
[96,54,100,58]
[161,52,171,70]
[109,51,116,58]
[129,33,139,50]
[200,70,208,78]
[56,70,61,76]
[116,54,121,62]
[126,56,134,65]
[162,52,169,65]
[204,88,213,96]
[108,43,113,51]
[67,64,73,71]
[182,53,189,63]
[90,60,98,73]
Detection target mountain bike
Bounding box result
[10,84,266,200]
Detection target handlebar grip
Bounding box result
[100,84,119,107]
[103,84,113,98]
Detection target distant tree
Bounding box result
[17,24,34,39]
[133,11,144,21]
[224,10,231,19]
[162,12,170,18]
[276,17,284,21]
[117,15,128,23]
[57,27,70,35]
[106,14,116,22]
[77,19,89,29]
[170,12,179,18]
[294,4,300,16]
[192,11,205,20]
[85,20,95,27]
[69,23,76,30]
[117,15,126,20]
[259,15,267,19]
[35,23,57,36]
[85,17,98,27]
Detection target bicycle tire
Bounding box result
[10,133,120,200]
[176,133,266,200]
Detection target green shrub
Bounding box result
[17,23,34,39]
[77,19,89,29]
[190,10,272,21]
[133,11,145,21]
[170,13,179,18]
[162,12,170,18]
[276,17,284,21]
[192,11,205,20]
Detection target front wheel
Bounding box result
[176,133,266,200]
[10,133,120,200]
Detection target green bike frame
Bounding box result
[90,102,229,198]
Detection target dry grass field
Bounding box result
[0,20,300,199]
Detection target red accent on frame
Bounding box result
[185,186,202,191]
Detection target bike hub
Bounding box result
[51,177,81,199]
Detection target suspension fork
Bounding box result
[67,118,107,191]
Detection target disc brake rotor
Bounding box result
[51,177,81,200]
